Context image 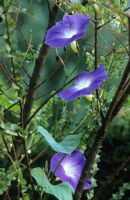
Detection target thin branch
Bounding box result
[34,90,53,100]
[4,100,20,113]
[2,0,16,78]
[98,17,116,29]
[2,134,10,155]
[19,30,32,70]
[46,0,52,16]
[94,11,98,70]
[22,147,48,171]
[33,63,63,92]
[14,0,21,28]
[0,64,15,84]
[22,66,31,79]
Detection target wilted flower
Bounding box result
[45,14,90,48]
[58,65,107,101]
[50,150,91,191]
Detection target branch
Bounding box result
[0,64,14,84]
[21,1,60,128]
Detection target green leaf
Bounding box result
[31,167,73,200]
[38,126,82,154]
[0,121,26,137]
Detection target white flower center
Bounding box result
[63,162,75,178]
[63,29,77,39]
[76,79,91,90]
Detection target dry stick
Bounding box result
[21,2,60,129]
[74,16,130,200]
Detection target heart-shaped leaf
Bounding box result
[32,167,73,200]
[38,126,82,154]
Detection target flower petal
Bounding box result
[50,150,90,191]
[58,65,107,101]
[45,14,90,48]
[88,65,108,83]
[50,152,65,173]
[84,179,91,190]
[75,65,107,87]
[57,86,80,101]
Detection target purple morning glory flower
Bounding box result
[58,65,107,101]
[45,14,90,48]
[50,150,91,191]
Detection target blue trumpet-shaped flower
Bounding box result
[45,14,90,48]
[50,150,91,191]
[58,65,107,101]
